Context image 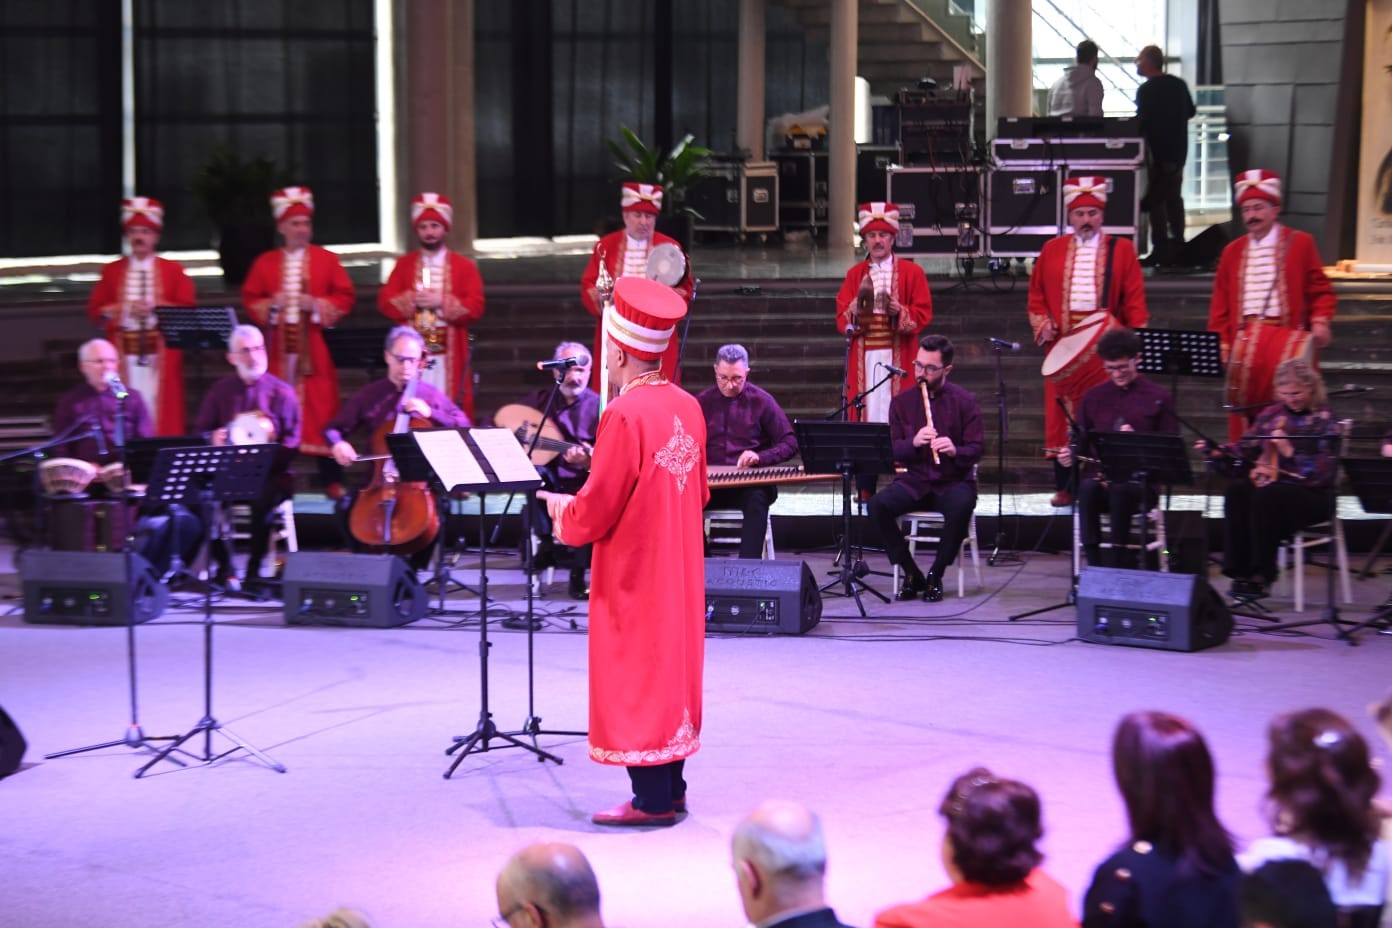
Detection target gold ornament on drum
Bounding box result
[39,458,97,497]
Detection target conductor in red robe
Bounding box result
[86,197,195,436]
[377,192,486,419]
[242,185,355,471]
[834,202,933,427]
[548,276,709,828]
[1208,169,1335,441]
[1027,176,1148,506]
[579,182,693,391]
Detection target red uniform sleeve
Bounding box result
[898,260,933,329]
[553,406,640,547]
[835,264,864,335]
[1111,239,1148,328]
[1208,243,1239,355]
[313,247,355,325]
[87,263,122,328]
[444,253,485,324]
[377,255,416,324]
[580,241,605,318]
[242,251,279,325]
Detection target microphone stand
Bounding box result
[1010,397,1082,620]
[986,341,1021,566]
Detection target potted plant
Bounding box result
[606,126,713,250]
[191,144,292,287]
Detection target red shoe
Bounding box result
[1050,490,1073,508]
[591,800,677,827]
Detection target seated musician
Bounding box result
[517,341,597,600]
[50,338,198,576]
[194,324,301,590]
[867,334,984,603]
[1056,327,1178,568]
[1199,357,1338,599]
[695,343,797,559]
[325,326,471,566]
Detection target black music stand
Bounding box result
[324,326,392,377]
[1136,328,1223,406]
[135,443,286,777]
[1319,458,1392,638]
[388,428,562,774]
[384,431,482,607]
[795,420,896,616]
[1092,431,1193,570]
[157,306,238,401]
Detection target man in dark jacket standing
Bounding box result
[1135,44,1196,267]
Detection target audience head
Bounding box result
[296,909,374,928]
[1240,859,1338,928]
[1263,707,1382,877]
[495,842,604,928]
[1077,39,1099,66]
[937,767,1043,888]
[731,800,830,925]
[1111,710,1234,875]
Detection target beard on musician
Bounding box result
[1069,205,1102,243]
[228,330,269,383]
[555,348,593,403]
[415,218,447,253]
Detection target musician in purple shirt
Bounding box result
[52,338,154,462]
[867,334,984,602]
[194,324,302,588]
[1057,328,1179,568]
[520,341,599,599]
[696,344,798,559]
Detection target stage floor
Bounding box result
[1,543,1390,927]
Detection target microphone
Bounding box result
[89,417,108,457]
[537,357,582,371]
[881,363,908,377]
[1330,384,1374,395]
[987,337,1021,352]
[104,370,129,398]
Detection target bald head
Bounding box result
[732,801,829,924]
[496,842,603,927]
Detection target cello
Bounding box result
[347,373,440,555]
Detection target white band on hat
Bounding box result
[604,304,673,355]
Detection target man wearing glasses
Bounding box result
[867,334,983,602]
[193,324,302,589]
[1028,176,1148,507]
[696,343,797,559]
[1056,327,1178,569]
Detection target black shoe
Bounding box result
[568,572,589,601]
[922,572,945,603]
[897,567,926,601]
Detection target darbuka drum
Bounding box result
[1041,311,1118,399]
[98,462,129,495]
[1224,324,1313,410]
[39,458,97,497]
[228,410,277,445]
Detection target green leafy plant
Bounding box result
[190,144,292,227]
[606,126,713,220]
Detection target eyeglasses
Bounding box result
[492,903,540,928]
[1102,362,1135,373]
[912,361,945,374]
[715,375,746,387]
[391,354,423,366]
[231,345,267,356]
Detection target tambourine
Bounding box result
[645,243,687,286]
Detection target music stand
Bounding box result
[388,428,562,774]
[1136,328,1223,408]
[135,443,286,777]
[1323,458,1392,637]
[324,326,392,377]
[795,419,896,616]
[1092,431,1193,570]
[157,306,238,401]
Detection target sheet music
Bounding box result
[413,429,487,489]
[469,428,543,484]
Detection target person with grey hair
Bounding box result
[695,343,797,559]
[1048,38,1103,117]
[732,800,856,928]
[515,340,599,599]
[51,337,155,463]
[193,323,301,590]
[494,842,606,928]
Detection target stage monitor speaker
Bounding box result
[704,558,822,635]
[1077,567,1232,652]
[282,553,426,628]
[20,550,167,626]
[0,705,25,779]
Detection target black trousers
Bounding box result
[133,504,203,578]
[1144,158,1187,261]
[705,485,777,560]
[867,481,976,576]
[210,473,294,580]
[525,493,592,575]
[1222,481,1331,583]
[1077,478,1158,568]
[627,759,686,814]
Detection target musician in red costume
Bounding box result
[377,192,486,419]
[1208,169,1335,441]
[548,276,708,828]
[834,202,932,428]
[579,182,693,390]
[242,186,355,474]
[1028,176,1148,506]
[86,197,195,436]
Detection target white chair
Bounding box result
[1071,506,1168,574]
[526,530,558,596]
[891,511,983,597]
[226,498,298,578]
[704,509,775,560]
[1277,519,1353,612]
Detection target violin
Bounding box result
[347,374,440,555]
